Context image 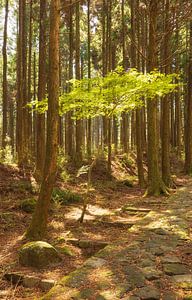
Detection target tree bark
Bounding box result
[36,0,47,180]
[2,0,9,148]
[26,0,60,240]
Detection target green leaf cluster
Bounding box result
[60,67,178,119]
[29,68,179,119]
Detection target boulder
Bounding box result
[19,241,61,268]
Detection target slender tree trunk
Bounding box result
[27,0,33,157]
[87,0,92,159]
[185,21,192,174]
[2,0,9,148]
[75,0,83,164]
[17,0,28,166]
[26,0,60,240]
[161,0,171,186]
[65,0,73,159]
[36,0,47,180]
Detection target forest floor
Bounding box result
[0,159,191,300]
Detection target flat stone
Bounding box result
[172,274,192,289]
[122,206,151,213]
[134,286,160,299]
[23,276,40,288]
[162,291,177,300]
[122,297,140,300]
[161,256,181,264]
[124,265,145,288]
[140,259,155,268]
[150,228,169,235]
[183,248,192,255]
[163,263,188,276]
[151,248,164,256]
[84,257,106,268]
[68,239,109,249]
[143,267,162,281]
[39,279,56,291]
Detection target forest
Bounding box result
[0,0,192,299]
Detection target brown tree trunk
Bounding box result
[146,0,167,195]
[65,0,74,160]
[26,0,60,240]
[75,1,83,164]
[185,21,192,174]
[161,0,171,186]
[36,0,47,180]
[2,0,9,148]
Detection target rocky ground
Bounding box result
[41,184,192,300]
[0,162,192,299]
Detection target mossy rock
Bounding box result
[19,241,62,268]
[56,246,75,256]
[20,198,37,213]
[52,188,82,205]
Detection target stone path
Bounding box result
[41,184,192,300]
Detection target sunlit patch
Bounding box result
[50,220,64,230]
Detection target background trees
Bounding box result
[1,0,192,200]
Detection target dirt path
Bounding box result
[41,183,192,300]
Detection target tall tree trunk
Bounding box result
[65,0,73,159]
[87,0,92,159]
[146,0,167,195]
[185,21,192,174]
[2,0,9,148]
[36,0,47,180]
[161,0,171,186]
[17,0,28,166]
[26,0,60,240]
[75,0,83,164]
[27,0,33,157]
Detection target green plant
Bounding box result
[52,188,82,205]
[0,144,15,165]
[20,198,37,213]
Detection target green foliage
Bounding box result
[57,147,71,182]
[52,188,82,205]
[29,68,178,120]
[0,144,15,165]
[20,198,37,213]
[60,68,178,119]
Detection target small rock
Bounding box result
[143,267,162,280]
[161,256,181,264]
[19,241,61,268]
[151,248,164,256]
[39,279,56,291]
[172,274,192,289]
[162,291,177,300]
[84,257,106,268]
[125,265,145,288]
[151,228,169,235]
[122,296,140,300]
[140,259,155,268]
[134,286,160,299]
[163,263,188,276]
[183,248,192,255]
[23,276,40,288]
